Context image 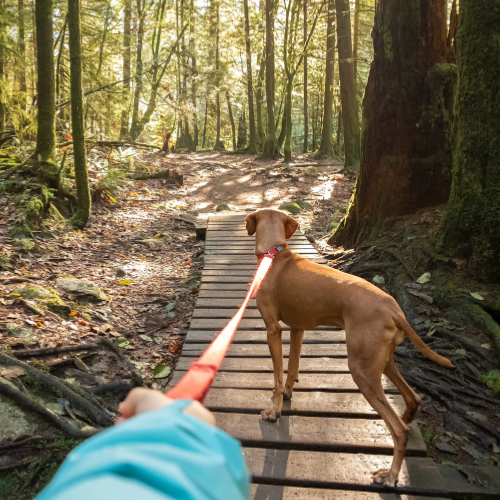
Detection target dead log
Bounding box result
[129,168,183,185]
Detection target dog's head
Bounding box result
[245,209,299,255]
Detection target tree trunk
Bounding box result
[129,0,145,140]
[0,0,5,132]
[255,51,266,146]
[277,102,286,149]
[317,0,335,157]
[120,0,131,138]
[335,0,359,167]
[440,0,500,282]
[353,0,359,92]
[68,0,90,228]
[302,0,308,153]
[202,96,208,148]
[213,1,223,150]
[190,0,198,150]
[446,0,457,63]
[244,0,257,153]
[17,0,27,112]
[55,18,67,106]
[96,0,111,79]
[34,0,55,163]
[226,92,236,150]
[261,0,279,158]
[332,0,452,247]
[283,79,293,162]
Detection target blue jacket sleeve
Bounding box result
[36,400,250,500]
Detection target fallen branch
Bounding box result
[129,168,183,184]
[14,343,99,358]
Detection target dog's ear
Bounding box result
[245,213,257,236]
[284,215,299,239]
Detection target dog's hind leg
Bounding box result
[350,363,410,487]
[284,327,304,400]
[261,320,284,422]
[384,358,421,424]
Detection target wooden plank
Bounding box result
[168,372,395,392]
[204,241,311,247]
[201,270,257,276]
[203,388,404,416]
[190,317,338,330]
[184,329,345,343]
[201,265,257,271]
[215,413,427,455]
[205,248,319,255]
[249,485,448,500]
[245,450,446,491]
[181,344,347,357]
[192,308,263,318]
[198,289,255,298]
[176,357,349,372]
[194,297,259,307]
[202,258,327,265]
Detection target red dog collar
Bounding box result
[256,245,284,260]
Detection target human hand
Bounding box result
[118,387,216,426]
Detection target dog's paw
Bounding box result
[371,468,397,487]
[283,388,293,400]
[260,408,280,422]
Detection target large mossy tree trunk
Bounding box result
[440,0,500,282]
[335,0,359,167]
[129,0,145,140]
[34,0,55,163]
[332,0,454,248]
[261,0,279,159]
[120,0,131,138]
[317,0,335,157]
[244,0,257,153]
[17,0,27,113]
[68,0,90,228]
[255,51,266,147]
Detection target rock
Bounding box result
[295,200,313,210]
[278,202,302,215]
[0,253,13,270]
[0,398,34,442]
[306,166,319,176]
[13,239,35,251]
[4,322,32,339]
[115,268,126,277]
[17,285,71,317]
[305,235,316,243]
[216,204,231,211]
[18,286,51,300]
[56,277,108,301]
[373,275,385,285]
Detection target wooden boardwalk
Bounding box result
[169,213,452,500]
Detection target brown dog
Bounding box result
[246,208,454,487]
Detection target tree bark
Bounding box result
[302,0,308,153]
[244,0,257,153]
[255,51,266,146]
[0,0,5,132]
[120,0,132,138]
[332,0,452,247]
[129,0,145,139]
[440,0,500,282]
[68,0,91,228]
[213,0,223,150]
[335,0,359,167]
[55,18,67,108]
[226,91,236,150]
[353,0,359,92]
[190,0,198,150]
[17,0,27,112]
[261,0,279,158]
[202,95,208,148]
[317,0,335,157]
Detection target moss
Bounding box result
[279,202,302,215]
[13,239,35,251]
[0,253,13,270]
[419,423,437,456]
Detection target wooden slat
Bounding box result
[245,450,446,491]
[249,485,448,500]
[215,413,427,455]
[201,270,257,276]
[182,343,347,357]
[205,248,319,255]
[201,265,258,271]
[184,329,345,343]
[203,388,404,416]
[176,357,349,372]
[190,317,338,330]
[168,371,396,392]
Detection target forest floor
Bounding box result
[0,148,499,498]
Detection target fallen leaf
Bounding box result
[0,367,25,380]
[481,344,491,350]
[153,364,171,379]
[463,443,488,461]
[119,279,132,285]
[69,311,78,316]
[74,357,89,371]
[466,411,488,422]
[165,302,175,311]
[139,334,153,342]
[408,290,433,304]
[78,320,87,325]
[455,349,467,356]
[417,272,431,284]
[436,442,458,454]
[427,327,436,337]
[470,292,484,301]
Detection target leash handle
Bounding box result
[166,256,273,402]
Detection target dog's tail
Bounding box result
[395,317,455,368]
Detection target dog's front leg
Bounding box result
[262,321,284,422]
[284,327,304,400]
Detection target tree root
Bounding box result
[14,343,100,358]
[0,381,96,439]
[0,352,113,427]
[89,379,136,398]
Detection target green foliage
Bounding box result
[480,370,500,393]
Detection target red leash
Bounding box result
[166,255,273,402]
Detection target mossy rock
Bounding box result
[56,277,108,301]
[295,200,313,210]
[18,286,52,300]
[0,253,13,270]
[4,322,33,339]
[279,202,302,215]
[17,286,72,318]
[305,166,320,176]
[135,164,150,173]
[216,204,231,211]
[13,238,35,251]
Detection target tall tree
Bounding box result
[332,0,453,246]
[243,0,257,153]
[213,0,223,150]
[17,0,27,112]
[68,0,91,228]
[120,0,132,138]
[255,51,266,146]
[336,0,359,166]
[283,0,323,162]
[0,0,5,132]
[226,91,236,149]
[302,0,308,152]
[261,0,279,158]
[34,0,55,163]
[440,0,500,281]
[190,0,198,149]
[317,0,335,156]
[129,0,146,139]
